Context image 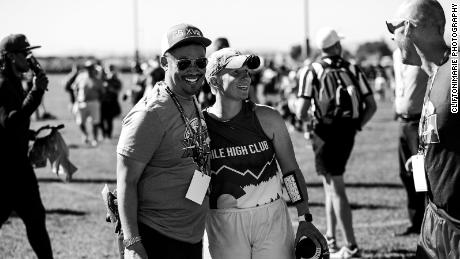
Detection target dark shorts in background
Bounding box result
[311,123,356,176]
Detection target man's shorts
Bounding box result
[311,123,356,176]
[416,201,460,259]
[74,100,101,125]
[206,198,294,259]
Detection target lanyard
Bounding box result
[418,67,439,155]
[164,84,209,174]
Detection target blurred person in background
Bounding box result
[64,62,82,111]
[257,59,280,107]
[211,37,230,53]
[373,65,390,101]
[100,64,122,140]
[198,37,230,108]
[380,55,396,101]
[392,48,428,236]
[388,0,459,257]
[296,27,376,259]
[117,23,211,259]
[72,60,104,146]
[126,62,149,106]
[204,47,327,259]
[0,34,53,259]
[142,55,165,98]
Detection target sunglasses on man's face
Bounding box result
[386,19,417,34]
[175,57,208,71]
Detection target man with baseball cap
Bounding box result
[0,34,53,258]
[117,23,211,259]
[204,48,327,259]
[296,28,376,258]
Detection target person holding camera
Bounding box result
[203,48,327,259]
[0,34,53,259]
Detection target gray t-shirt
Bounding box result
[117,82,210,243]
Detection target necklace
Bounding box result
[164,84,210,175]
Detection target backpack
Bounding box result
[309,57,362,125]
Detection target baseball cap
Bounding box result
[84,60,95,69]
[0,34,41,54]
[205,48,261,81]
[161,23,211,56]
[315,28,344,49]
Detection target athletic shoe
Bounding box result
[330,246,361,258]
[325,236,340,253]
[90,140,98,147]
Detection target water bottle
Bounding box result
[295,236,328,259]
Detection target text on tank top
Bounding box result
[204,101,282,209]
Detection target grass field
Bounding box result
[0,74,419,259]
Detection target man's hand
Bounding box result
[124,242,148,259]
[404,156,414,175]
[34,73,49,91]
[295,221,328,255]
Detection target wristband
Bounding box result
[298,213,313,222]
[304,213,313,222]
[123,236,142,248]
[283,171,305,204]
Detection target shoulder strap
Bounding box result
[305,63,324,121]
[308,62,323,86]
[318,59,329,69]
[352,64,360,84]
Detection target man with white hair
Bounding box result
[388,0,459,257]
[296,27,376,258]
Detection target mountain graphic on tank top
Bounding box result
[205,101,282,209]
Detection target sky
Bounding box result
[0,0,454,57]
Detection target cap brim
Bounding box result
[25,45,41,51]
[225,55,249,70]
[164,37,211,54]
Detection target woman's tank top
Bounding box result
[203,101,282,209]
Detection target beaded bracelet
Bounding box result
[123,236,142,248]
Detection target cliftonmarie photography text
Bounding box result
[451,2,458,113]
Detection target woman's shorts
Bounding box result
[206,198,295,259]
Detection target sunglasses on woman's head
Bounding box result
[176,57,208,71]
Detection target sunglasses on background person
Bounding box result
[386,19,418,34]
[175,57,208,71]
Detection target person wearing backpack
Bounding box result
[296,27,377,259]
